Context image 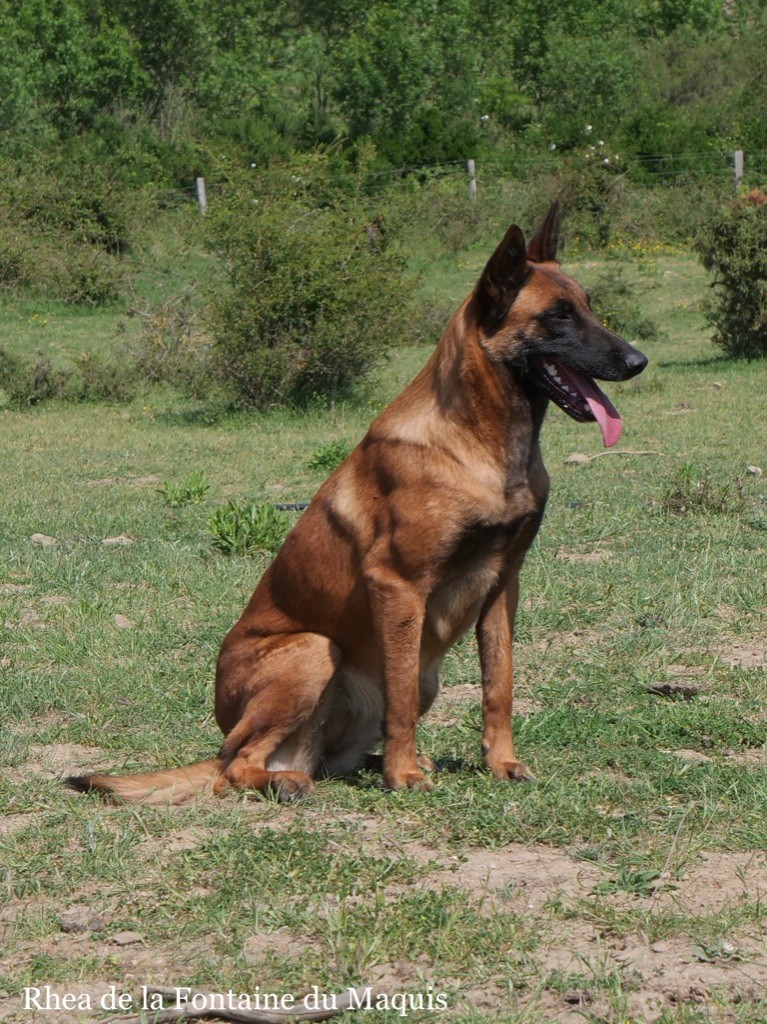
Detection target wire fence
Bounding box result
[162,149,766,210]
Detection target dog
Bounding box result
[68,202,647,804]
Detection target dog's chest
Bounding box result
[424,519,525,649]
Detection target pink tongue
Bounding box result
[554,362,622,448]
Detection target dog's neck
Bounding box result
[429,309,547,464]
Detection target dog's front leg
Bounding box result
[476,573,535,783]
[367,567,432,792]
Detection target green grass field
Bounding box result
[1,243,767,1024]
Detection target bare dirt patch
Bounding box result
[412,843,767,1021]
[722,746,767,767]
[242,928,311,964]
[715,637,767,670]
[556,548,613,564]
[429,683,541,727]
[138,826,212,862]
[428,842,606,911]
[22,743,107,778]
[0,813,35,837]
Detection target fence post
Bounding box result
[196,176,208,215]
[467,159,477,201]
[734,150,744,192]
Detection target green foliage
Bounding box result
[695,195,767,358]
[0,348,135,407]
[0,350,70,407]
[589,268,661,342]
[206,159,421,409]
[307,440,353,472]
[157,471,210,508]
[0,149,156,303]
[206,500,290,556]
[0,0,765,313]
[128,293,212,397]
[660,462,738,517]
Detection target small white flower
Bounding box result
[480,114,490,122]
[603,158,610,165]
[585,125,593,133]
[598,140,604,146]
[549,142,557,150]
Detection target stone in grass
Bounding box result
[58,908,106,934]
[114,615,134,630]
[110,931,143,946]
[563,452,591,466]
[30,534,56,547]
[746,465,763,477]
[102,535,134,546]
[673,749,712,763]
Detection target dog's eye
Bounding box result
[553,310,571,321]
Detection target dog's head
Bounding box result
[470,202,648,447]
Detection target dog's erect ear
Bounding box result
[527,200,560,264]
[474,222,529,329]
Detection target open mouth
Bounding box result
[535,358,622,448]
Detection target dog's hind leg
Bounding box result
[214,632,341,801]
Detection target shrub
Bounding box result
[660,462,737,517]
[158,471,210,508]
[129,292,213,397]
[307,440,353,472]
[695,193,767,358]
[0,347,136,407]
[207,501,291,556]
[206,160,422,409]
[0,349,72,406]
[588,267,660,342]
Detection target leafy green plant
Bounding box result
[588,267,660,342]
[0,349,73,407]
[593,866,664,897]
[307,440,353,472]
[129,292,212,397]
[660,462,737,516]
[0,348,136,407]
[206,159,422,410]
[158,471,210,509]
[207,500,290,556]
[695,193,767,358]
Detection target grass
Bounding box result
[2,236,767,1023]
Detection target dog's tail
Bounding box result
[65,759,223,806]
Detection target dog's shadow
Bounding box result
[336,754,473,792]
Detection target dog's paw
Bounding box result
[490,760,536,783]
[385,768,435,793]
[416,753,437,773]
[268,771,316,802]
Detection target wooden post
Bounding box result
[196,176,208,215]
[467,159,477,201]
[734,150,744,192]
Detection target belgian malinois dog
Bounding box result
[68,203,647,804]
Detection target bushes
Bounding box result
[207,501,290,556]
[129,292,212,397]
[0,348,137,407]
[695,193,767,358]
[0,152,156,304]
[205,162,422,409]
[588,267,660,343]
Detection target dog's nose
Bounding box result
[624,350,648,378]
